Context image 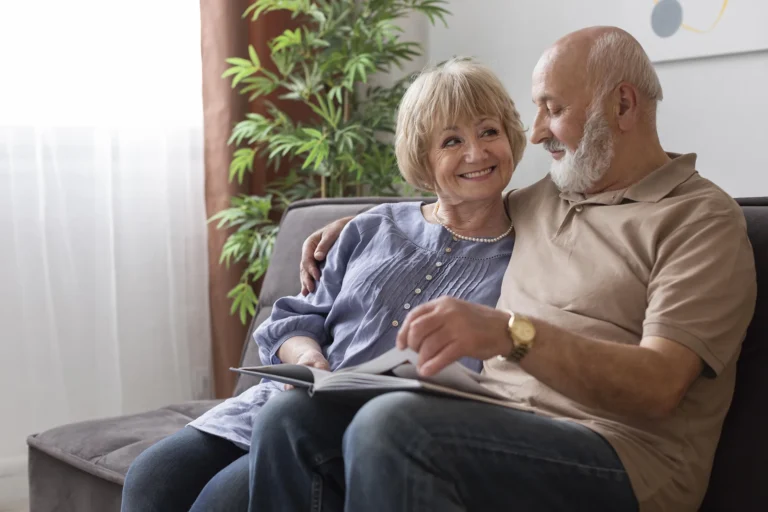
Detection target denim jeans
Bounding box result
[121,426,249,512]
[249,390,639,512]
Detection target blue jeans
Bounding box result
[121,426,248,512]
[249,390,639,512]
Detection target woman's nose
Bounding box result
[464,140,487,163]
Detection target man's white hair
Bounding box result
[586,30,663,121]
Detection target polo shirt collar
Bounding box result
[557,153,698,205]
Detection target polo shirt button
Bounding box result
[392,320,399,327]
[414,288,422,294]
[426,274,433,280]
[404,303,411,310]
[575,205,584,212]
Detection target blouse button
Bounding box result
[404,303,411,310]
[392,320,399,327]
[414,288,422,294]
[452,236,459,242]
[436,262,443,267]
[426,274,433,281]
[445,247,452,253]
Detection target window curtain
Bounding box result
[0,1,210,504]
[203,1,310,397]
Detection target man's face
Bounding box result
[530,53,615,194]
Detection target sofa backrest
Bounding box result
[235,196,768,510]
[700,197,768,511]
[234,197,418,395]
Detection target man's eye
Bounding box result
[549,108,563,117]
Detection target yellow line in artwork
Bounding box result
[652,0,729,34]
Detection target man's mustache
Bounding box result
[543,139,566,152]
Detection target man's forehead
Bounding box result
[532,49,587,103]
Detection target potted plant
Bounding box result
[212,0,450,323]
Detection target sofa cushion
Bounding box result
[26,400,221,485]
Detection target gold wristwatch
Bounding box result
[496,311,536,363]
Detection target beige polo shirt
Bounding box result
[484,154,756,512]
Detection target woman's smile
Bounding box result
[459,165,497,180]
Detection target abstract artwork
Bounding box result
[540,0,768,63]
[650,0,727,38]
[629,0,767,62]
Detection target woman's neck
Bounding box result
[426,197,510,238]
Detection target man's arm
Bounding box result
[397,298,700,419]
[300,216,354,295]
[398,211,756,420]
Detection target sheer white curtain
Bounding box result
[0,0,211,500]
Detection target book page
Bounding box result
[233,364,331,387]
[392,364,507,399]
[334,347,420,375]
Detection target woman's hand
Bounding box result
[300,216,354,295]
[277,336,330,390]
[396,297,512,376]
[283,350,330,391]
[294,349,331,371]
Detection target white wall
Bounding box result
[427,0,768,197]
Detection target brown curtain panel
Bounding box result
[201,0,251,398]
[201,1,310,398]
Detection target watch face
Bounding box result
[513,321,536,342]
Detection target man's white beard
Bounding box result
[547,108,615,194]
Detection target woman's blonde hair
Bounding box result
[395,58,527,191]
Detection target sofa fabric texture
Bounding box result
[26,197,767,512]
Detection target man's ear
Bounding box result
[615,82,640,131]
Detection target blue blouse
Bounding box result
[191,202,514,448]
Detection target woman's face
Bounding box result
[427,116,514,205]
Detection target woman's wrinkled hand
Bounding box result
[300,216,354,295]
[284,349,330,391]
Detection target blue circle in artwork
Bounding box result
[651,0,684,38]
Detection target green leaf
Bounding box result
[229,148,256,183]
[302,127,323,138]
[225,57,253,67]
[248,45,261,68]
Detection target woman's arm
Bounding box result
[256,219,361,365]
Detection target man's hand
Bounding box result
[300,216,354,295]
[396,297,511,377]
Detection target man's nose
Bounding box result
[530,112,551,145]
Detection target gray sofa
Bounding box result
[27,197,768,511]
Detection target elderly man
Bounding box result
[253,27,756,511]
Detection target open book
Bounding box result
[231,347,516,407]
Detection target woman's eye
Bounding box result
[442,137,461,148]
[481,128,499,137]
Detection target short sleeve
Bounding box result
[643,214,757,376]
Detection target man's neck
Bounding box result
[587,138,671,194]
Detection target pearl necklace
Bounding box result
[433,202,514,243]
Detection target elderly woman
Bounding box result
[121,58,526,511]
